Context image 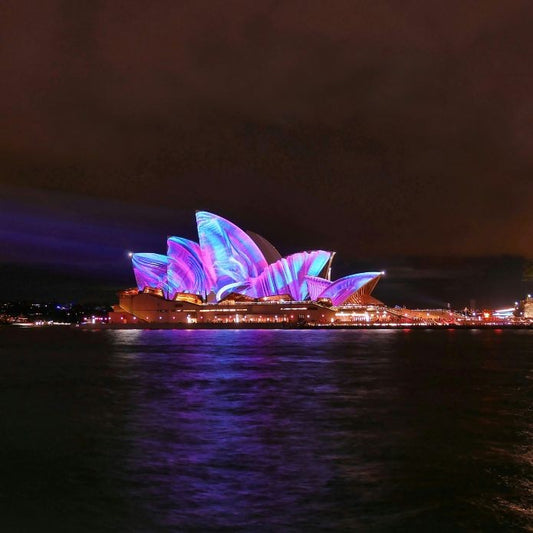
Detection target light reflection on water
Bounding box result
[1,328,531,530]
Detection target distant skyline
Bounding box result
[1,2,531,305]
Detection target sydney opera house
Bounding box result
[109,211,385,325]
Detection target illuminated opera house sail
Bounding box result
[113,211,384,325]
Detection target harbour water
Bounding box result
[1,327,531,531]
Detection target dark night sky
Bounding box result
[1,1,532,306]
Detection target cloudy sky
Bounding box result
[1,1,531,304]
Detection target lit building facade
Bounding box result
[110,211,384,325]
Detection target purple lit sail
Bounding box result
[196,211,268,293]
[129,211,382,305]
[305,275,332,301]
[132,253,169,292]
[167,237,212,299]
[216,251,333,301]
[316,272,382,306]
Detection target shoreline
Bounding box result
[3,323,531,330]
[80,323,532,331]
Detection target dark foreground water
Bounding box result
[0,328,531,532]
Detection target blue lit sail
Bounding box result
[315,272,382,306]
[128,212,382,305]
[167,237,212,298]
[217,251,332,301]
[305,275,333,301]
[196,211,268,293]
[132,253,169,293]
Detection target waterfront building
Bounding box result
[110,211,384,325]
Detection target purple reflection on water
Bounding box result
[105,329,532,530]
[110,329,397,528]
[4,327,528,531]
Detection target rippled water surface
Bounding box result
[1,328,531,531]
